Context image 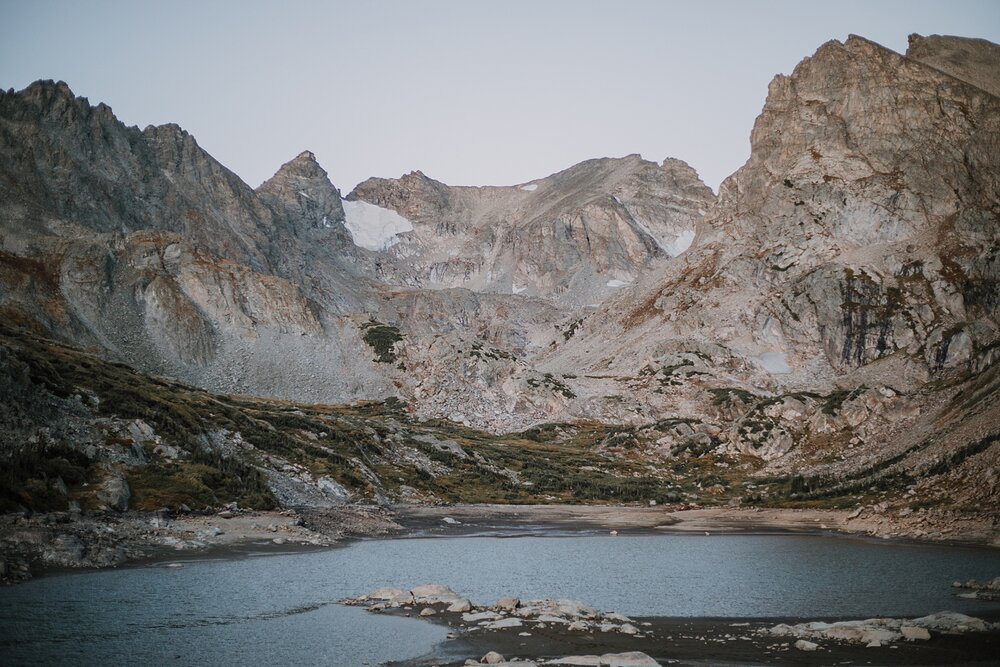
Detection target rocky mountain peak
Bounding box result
[342,153,714,305]
[16,79,76,106]
[256,150,346,230]
[1,79,116,128]
[266,149,331,181]
[555,30,999,400]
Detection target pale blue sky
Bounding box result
[2,1,998,192]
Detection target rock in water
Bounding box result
[448,598,473,612]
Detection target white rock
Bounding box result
[464,611,501,622]
[794,639,818,651]
[598,652,661,667]
[605,612,633,623]
[618,623,640,635]
[901,625,930,641]
[495,597,521,611]
[547,657,601,666]
[411,584,461,603]
[448,598,473,612]
[482,651,505,664]
[367,587,405,601]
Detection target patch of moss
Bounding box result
[0,443,94,512]
[361,319,402,363]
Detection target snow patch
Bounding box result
[606,279,631,288]
[341,199,414,251]
[298,190,313,200]
[613,196,695,257]
[519,183,538,192]
[753,352,792,375]
[664,229,695,257]
[512,284,528,295]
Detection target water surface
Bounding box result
[2,533,997,665]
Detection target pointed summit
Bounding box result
[257,151,346,230]
[266,149,329,181]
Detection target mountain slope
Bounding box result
[348,155,714,306]
[532,35,999,502]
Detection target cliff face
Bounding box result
[550,34,999,377]
[530,34,999,511]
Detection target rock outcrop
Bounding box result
[348,155,715,306]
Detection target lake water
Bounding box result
[2,533,998,665]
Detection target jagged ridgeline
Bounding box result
[0,33,998,516]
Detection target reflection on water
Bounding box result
[1,533,997,665]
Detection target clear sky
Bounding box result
[2,1,998,193]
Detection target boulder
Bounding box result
[464,611,501,622]
[912,611,989,632]
[482,651,505,664]
[448,598,473,612]
[495,597,521,611]
[859,628,899,645]
[605,612,633,623]
[411,584,461,603]
[390,592,415,606]
[795,640,819,651]
[419,608,436,617]
[599,652,661,667]
[368,587,405,601]
[97,474,130,511]
[901,625,930,641]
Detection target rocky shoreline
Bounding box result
[2,504,999,664]
[0,504,397,584]
[1,503,997,585]
[340,584,1000,666]
[394,503,1000,547]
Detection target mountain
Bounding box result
[0,33,998,529]
[0,79,710,429]
[347,155,714,306]
[538,34,1000,510]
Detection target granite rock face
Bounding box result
[532,34,999,508]
[550,34,999,381]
